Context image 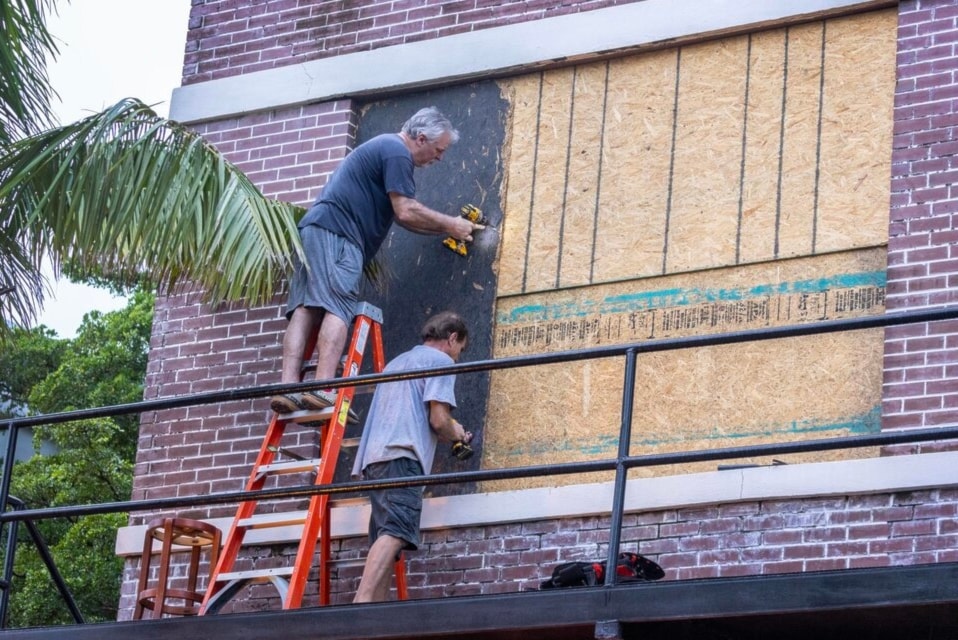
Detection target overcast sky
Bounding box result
[37,0,193,337]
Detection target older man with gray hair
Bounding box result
[271,107,482,414]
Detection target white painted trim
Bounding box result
[115,450,958,556]
[169,0,890,124]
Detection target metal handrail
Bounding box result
[1,304,957,623]
[0,497,84,626]
[3,306,956,432]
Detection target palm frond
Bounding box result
[0,98,306,331]
[0,0,58,143]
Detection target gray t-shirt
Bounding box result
[351,345,457,478]
[298,133,416,263]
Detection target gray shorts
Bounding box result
[363,457,424,551]
[285,225,362,323]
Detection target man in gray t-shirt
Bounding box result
[352,311,473,603]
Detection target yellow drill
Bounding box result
[442,204,488,256]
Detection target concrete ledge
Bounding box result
[116,450,958,556]
[169,0,892,124]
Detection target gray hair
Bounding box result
[401,107,460,144]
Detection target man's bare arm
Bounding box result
[428,400,470,443]
[390,193,480,241]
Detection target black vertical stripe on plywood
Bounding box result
[662,48,681,275]
[736,34,754,265]
[589,61,611,285]
[336,81,507,495]
[522,72,545,295]
[556,66,578,289]
[774,27,791,259]
[812,21,827,254]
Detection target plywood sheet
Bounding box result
[778,21,827,259]
[739,29,787,264]
[494,9,895,294]
[815,10,896,252]
[665,36,749,273]
[558,62,608,288]
[593,50,678,283]
[497,75,541,296]
[524,68,575,292]
[484,10,896,490]
[483,248,886,490]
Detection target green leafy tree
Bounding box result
[0,325,65,417]
[0,0,306,339]
[2,291,152,627]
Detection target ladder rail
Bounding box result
[285,311,376,608]
[200,412,290,611]
[201,305,399,614]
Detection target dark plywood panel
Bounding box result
[340,81,508,493]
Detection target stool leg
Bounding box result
[187,544,201,595]
[133,525,155,620]
[152,519,174,619]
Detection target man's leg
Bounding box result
[280,306,325,383]
[300,312,351,410]
[313,312,349,381]
[354,533,405,603]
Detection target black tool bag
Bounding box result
[540,552,664,589]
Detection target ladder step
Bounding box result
[216,566,294,583]
[277,406,361,426]
[256,458,322,477]
[238,512,307,529]
[236,498,367,531]
[329,557,366,568]
[329,496,369,509]
[276,407,336,423]
[341,437,360,448]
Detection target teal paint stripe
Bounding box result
[505,406,881,458]
[499,270,886,324]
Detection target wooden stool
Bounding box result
[134,517,221,619]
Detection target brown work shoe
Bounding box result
[270,393,303,414]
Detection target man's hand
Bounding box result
[451,429,475,461]
[449,215,483,242]
[450,419,470,443]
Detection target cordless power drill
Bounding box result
[442,204,489,256]
[451,422,474,461]
[452,440,474,461]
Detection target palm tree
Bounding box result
[0,0,305,337]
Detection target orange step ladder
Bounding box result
[200,302,407,613]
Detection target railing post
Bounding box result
[0,420,19,627]
[604,348,637,586]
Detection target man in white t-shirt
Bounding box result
[351,311,473,603]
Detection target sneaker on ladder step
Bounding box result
[303,389,360,424]
[270,393,304,414]
[302,389,336,410]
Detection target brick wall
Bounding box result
[119,0,958,621]
[884,0,958,433]
[119,487,958,616]
[183,0,641,84]
[130,100,358,516]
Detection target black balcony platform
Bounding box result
[6,562,958,640]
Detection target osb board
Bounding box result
[482,248,885,491]
[494,8,896,296]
